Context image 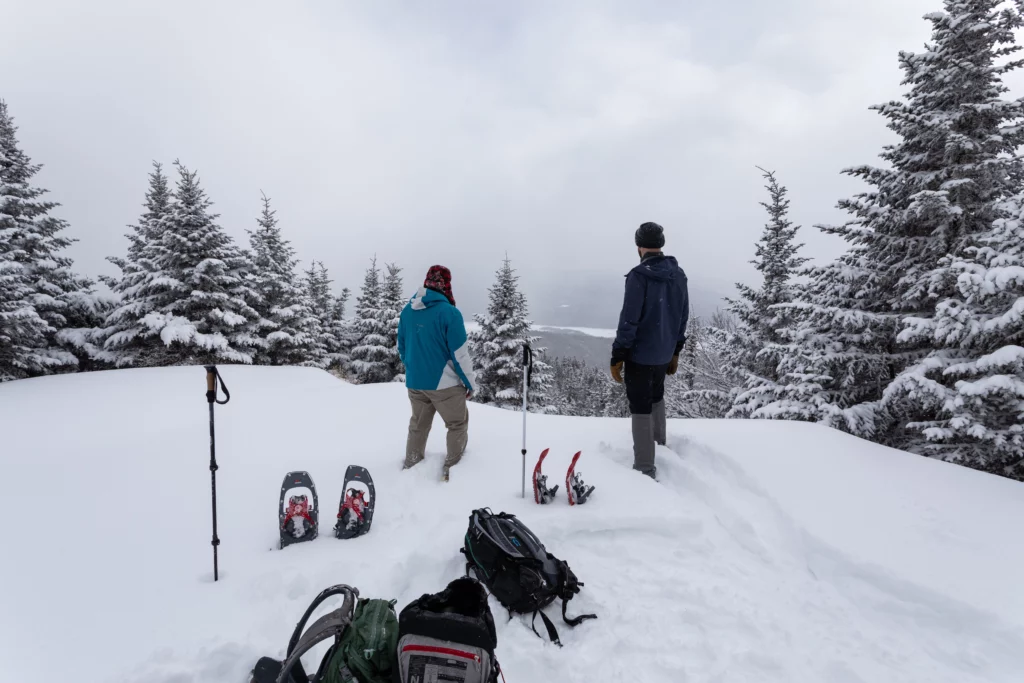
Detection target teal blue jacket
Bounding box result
[398,287,477,393]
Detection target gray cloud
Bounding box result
[5,0,1015,325]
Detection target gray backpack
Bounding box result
[395,578,500,683]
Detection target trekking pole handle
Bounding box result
[205,365,231,405]
[522,343,533,386]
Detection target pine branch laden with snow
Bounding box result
[470,256,554,411]
[102,161,261,367]
[760,0,1024,457]
[247,193,327,368]
[0,99,94,380]
[349,258,396,384]
[726,168,810,418]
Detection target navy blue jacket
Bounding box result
[612,253,689,366]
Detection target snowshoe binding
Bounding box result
[532,448,559,504]
[334,465,375,539]
[280,471,319,549]
[566,451,595,506]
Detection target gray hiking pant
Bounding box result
[405,386,469,469]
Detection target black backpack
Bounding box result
[461,508,596,645]
[395,577,500,683]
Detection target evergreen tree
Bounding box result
[670,313,745,418]
[248,192,325,367]
[768,0,1024,441]
[101,162,177,366]
[349,257,393,383]
[111,162,261,365]
[332,286,353,370]
[727,168,810,418]
[0,99,90,378]
[470,257,553,410]
[884,193,1024,479]
[381,263,406,381]
[0,232,51,380]
[304,262,351,372]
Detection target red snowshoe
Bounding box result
[335,465,375,539]
[532,449,559,504]
[566,451,595,505]
[279,471,319,549]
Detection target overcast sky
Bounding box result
[5,0,1022,325]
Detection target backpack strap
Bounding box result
[561,596,597,628]
[557,561,597,628]
[276,586,357,683]
[530,610,562,647]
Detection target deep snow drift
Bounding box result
[1,366,1022,683]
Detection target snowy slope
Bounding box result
[1,367,1022,683]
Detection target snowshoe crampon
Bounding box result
[566,451,595,505]
[335,465,375,539]
[532,448,558,504]
[279,471,318,549]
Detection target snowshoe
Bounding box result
[280,471,319,549]
[334,465,375,539]
[566,452,594,506]
[532,448,558,504]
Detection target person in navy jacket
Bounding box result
[611,222,689,479]
[398,266,477,479]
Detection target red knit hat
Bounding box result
[424,265,455,306]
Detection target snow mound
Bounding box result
[1,366,1022,683]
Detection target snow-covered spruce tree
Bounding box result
[304,262,351,373]
[349,257,393,383]
[727,168,810,418]
[768,0,1024,440]
[331,286,353,371]
[0,226,50,380]
[0,99,94,378]
[381,263,405,381]
[248,193,326,367]
[669,313,745,419]
[132,161,261,365]
[100,162,176,366]
[470,257,553,411]
[885,194,1024,479]
[878,1,1024,476]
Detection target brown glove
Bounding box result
[611,361,624,383]
[667,355,679,376]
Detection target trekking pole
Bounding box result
[521,343,533,498]
[205,365,231,581]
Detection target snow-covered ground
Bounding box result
[1,367,1022,683]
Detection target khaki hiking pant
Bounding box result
[405,385,469,469]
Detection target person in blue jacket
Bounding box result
[398,265,477,479]
[611,222,690,479]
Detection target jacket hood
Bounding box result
[410,286,451,310]
[630,254,683,282]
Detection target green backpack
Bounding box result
[322,597,399,683]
